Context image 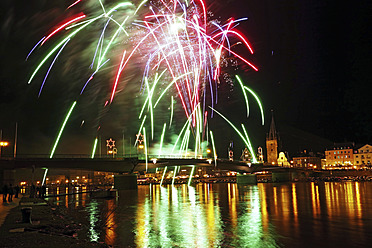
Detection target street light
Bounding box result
[0,141,9,158]
[0,141,9,146]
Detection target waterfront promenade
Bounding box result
[0,195,108,248]
[0,196,22,227]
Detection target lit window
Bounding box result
[337,151,340,154]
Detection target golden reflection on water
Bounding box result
[228,183,237,228]
[136,192,148,247]
[70,181,372,247]
[311,182,320,217]
[355,182,362,218]
[292,183,298,221]
[258,184,269,231]
[135,183,224,247]
[104,198,117,245]
[273,186,278,214]
[323,182,365,218]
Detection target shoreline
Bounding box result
[0,196,22,227]
[0,195,109,248]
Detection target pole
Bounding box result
[123,131,125,157]
[14,122,18,158]
[99,135,102,158]
[0,129,2,158]
[130,137,132,157]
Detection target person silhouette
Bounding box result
[14,184,20,198]
[8,184,14,202]
[2,184,8,203]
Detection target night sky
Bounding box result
[0,0,371,158]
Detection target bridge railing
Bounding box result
[1,154,205,160]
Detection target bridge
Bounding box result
[0,154,278,174]
[1,155,306,188]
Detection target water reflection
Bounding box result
[134,184,224,247]
[52,182,372,247]
[86,200,100,242]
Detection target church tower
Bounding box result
[266,111,278,165]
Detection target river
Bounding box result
[49,182,372,247]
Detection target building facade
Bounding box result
[293,156,321,169]
[324,146,354,169]
[277,152,290,167]
[354,144,372,168]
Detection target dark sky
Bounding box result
[0,0,371,158]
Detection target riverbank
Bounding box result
[0,195,109,248]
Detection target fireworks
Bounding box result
[28,0,263,164]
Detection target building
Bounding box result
[277,152,290,167]
[324,144,354,169]
[293,156,321,169]
[292,150,322,169]
[240,147,252,162]
[354,144,372,168]
[266,112,278,165]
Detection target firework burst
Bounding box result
[28,0,263,165]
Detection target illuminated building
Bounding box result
[292,150,322,169]
[277,152,290,167]
[257,147,264,163]
[324,144,354,169]
[240,147,252,162]
[293,156,321,169]
[354,144,372,169]
[266,112,278,165]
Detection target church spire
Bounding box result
[268,110,277,140]
[266,110,278,165]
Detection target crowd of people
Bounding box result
[1,183,20,203]
[1,183,47,202]
[29,184,46,198]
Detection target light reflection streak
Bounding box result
[228,183,237,228]
[136,191,150,247]
[273,186,278,214]
[258,184,269,230]
[159,186,171,247]
[104,199,117,245]
[75,188,80,207]
[236,186,264,247]
[87,200,100,242]
[205,185,216,245]
[355,182,362,218]
[281,186,290,222]
[292,183,298,221]
[346,183,355,217]
[311,182,320,217]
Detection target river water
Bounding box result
[50,182,372,247]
